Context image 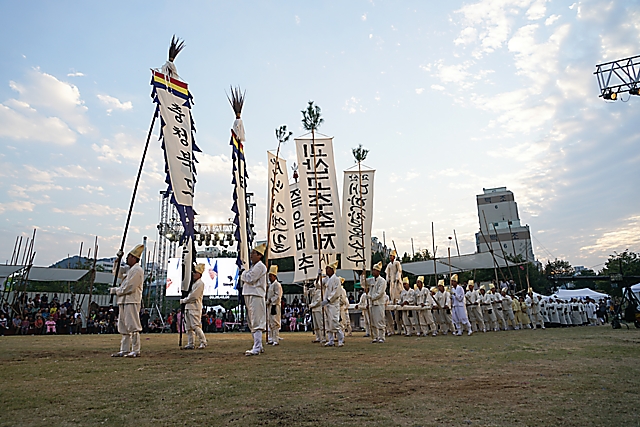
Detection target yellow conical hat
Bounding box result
[489,283,495,290]
[417,276,424,283]
[194,263,205,274]
[467,280,474,287]
[254,243,266,255]
[437,279,445,287]
[430,286,437,293]
[402,277,409,284]
[372,262,382,271]
[268,265,278,276]
[328,260,339,270]
[129,244,144,259]
[390,250,397,257]
[479,285,486,291]
[451,274,458,282]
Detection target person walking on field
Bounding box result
[385,250,403,334]
[451,275,472,336]
[266,265,283,346]
[241,243,268,356]
[321,261,345,347]
[180,263,208,350]
[110,244,144,358]
[367,262,387,343]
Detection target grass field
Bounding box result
[0,326,639,427]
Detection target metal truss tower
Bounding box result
[594,54,640,100]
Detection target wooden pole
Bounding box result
[309,128,327,336]
[453,229,461,257]
[357,159,373,335]
[481,211,506,284]
[507,221,524,293]
[110,108,158,305]
[88,236,98,321]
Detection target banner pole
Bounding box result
[110,108,158,305]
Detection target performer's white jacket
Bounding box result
[466,289,481,306]
[338,287,349,310]
[112,263,144,305]
[385,260,403,303]
[414,287,431,308]
[182,278,204,313]
[309,288,323,312]
[266,279,282,307]
[452,286,466,308]
[367,276,387,306]
[241,261,267,297]
[399,288,415,306]
[322,274,342,306]
[357,291,370,310]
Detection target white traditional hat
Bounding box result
[417,276,424,283]
[253,243,266,256]
[128,244,144,259]
[451,274,458,282]
[467,280,474,287]
[479,285,486,291]
[268,265,278,276]
[489,283,496,290]
[372,262,382,271]
[194,263,205,274]
[437,279,445,287]
[402,277,409,285]
[328,260,339,270]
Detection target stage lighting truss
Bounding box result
[594,54,640,101]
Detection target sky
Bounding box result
[0,0,639,271]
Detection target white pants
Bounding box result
[417,309,436,334]
[186,309,207,346]
[268,304,281,343]
[118,303,142,353]
[245,295,266,333]
[370,305,386,340]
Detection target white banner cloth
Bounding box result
[267,152,296,260]
[156,88,194,207]
[341,166,375,271]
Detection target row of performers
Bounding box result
[107,244,601,358]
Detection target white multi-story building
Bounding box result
[475,187,534,262]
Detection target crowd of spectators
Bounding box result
[0,293,87,336]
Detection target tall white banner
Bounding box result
[295,136,343,257]
[156,87,194,207]
[290,181,337,282]
[341,167,375,271]
[267,152,295,259]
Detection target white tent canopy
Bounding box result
[28,267,89,282]
[401,260,461,276]
[551,288,608,300]
[631,283,640,292]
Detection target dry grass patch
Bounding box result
[0,327,638,426]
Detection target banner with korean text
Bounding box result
[267,152,295,259]
[341,166,375,271]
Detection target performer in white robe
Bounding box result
[241,243,267,356]
[355,286,371,337]
[338,279,352,337]
[385,250,403,334]
[266,265,282,346]
[414,276,437,336]
[180,263,208,349]
[321,261,345,347]
[451,275,472,336]
[367,262,387,343]
[529,292,545,329]
[110,244,144,357]
[432,283,445,334]
[465,281,485,332]
[399,278,416,336]
[500,288,517,330]
[491,285,507,331]
[479,285,498,331]
[309,285,325,342]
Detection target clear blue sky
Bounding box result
[0,0,638,270]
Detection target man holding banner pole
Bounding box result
[241,244,267,356]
